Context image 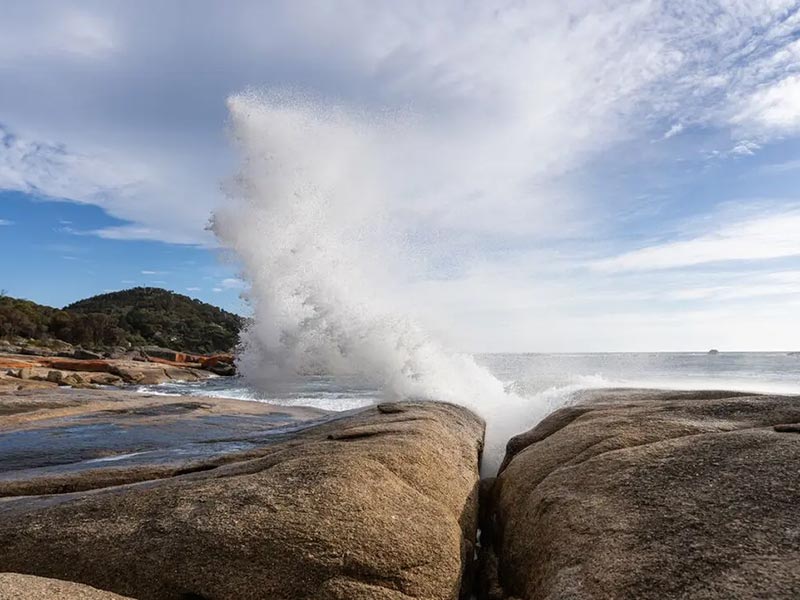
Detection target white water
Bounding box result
[212,92,553,473]
[210,93,800,474]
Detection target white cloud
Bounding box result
[663,270,800,302]
[0,125,216,246]
[0,8,117,64]
[57,12,116,58]
[221,278,245,289]
[663,123,684,139]
[2,1,800,352]
[729,140,761,156]
[0,126,140,202]
[0,219,11,226]
[733,74,800,135]
[594,206,800,272]
[395,248,800,352]
[141,270,168,275]
[760,158,800,173]
[92,224,208,245]
[186,287,201,292]
[2,1,799,248]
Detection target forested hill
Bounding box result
[0,287,244,354]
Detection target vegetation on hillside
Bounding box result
[0,287,244,354]
[0,296,57,340]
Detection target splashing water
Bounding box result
[212,92,560,474]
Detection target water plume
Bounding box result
[213,91,558,473]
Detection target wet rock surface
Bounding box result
[0,388,326,496]
[0,394,483,600]
[482,389,800,600]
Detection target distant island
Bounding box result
[0,287,243,355]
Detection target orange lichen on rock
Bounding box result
[199,354,235,369]
[143,356,203,368]
[0,358,40,369]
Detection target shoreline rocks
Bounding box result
[0,396,484,600]
[480,389,800,600]
[4,386,799,599]
[0,350,230,391]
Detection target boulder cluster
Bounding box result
[0,346,235,391]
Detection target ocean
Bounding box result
[137,351,800,413]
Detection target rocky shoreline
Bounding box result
[0,348,235,391]
[0,387,798,599]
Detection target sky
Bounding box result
[1,0,800,351]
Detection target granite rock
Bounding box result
[482,389,800,600]
[0,399,484,600]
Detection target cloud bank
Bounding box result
[1,1,798,242]
[1,1,800,349]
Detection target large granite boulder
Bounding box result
[0,573,132,599]
[481,389,800,600]
[0,400,483,600]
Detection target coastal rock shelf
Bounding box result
[480,389,800,600]
[2,388,799,599]
[0,396,484,600]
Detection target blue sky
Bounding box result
[2,1,800,351]
[0,190,245,310]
